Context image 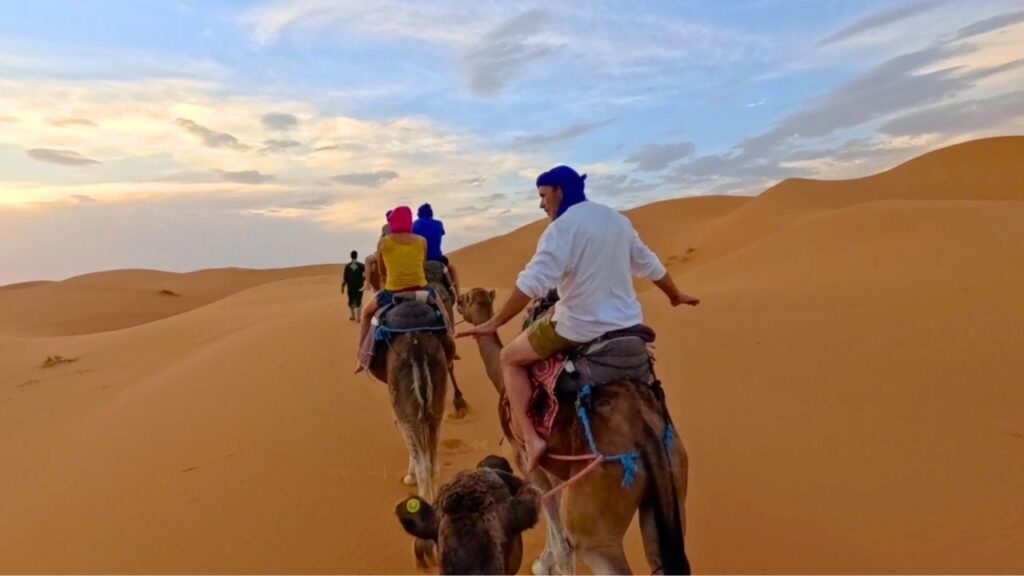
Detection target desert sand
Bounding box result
[1,136,1022,573]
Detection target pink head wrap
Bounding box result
[388,206,413,234]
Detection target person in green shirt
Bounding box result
[341,250,366,321]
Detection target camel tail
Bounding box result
[409,335,433,420]
[639,417,690,575]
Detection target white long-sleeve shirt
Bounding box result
[516,200,667,343]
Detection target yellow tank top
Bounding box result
[381,236,427,292]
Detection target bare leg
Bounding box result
[500,332,546,472]
[355,298,379,372]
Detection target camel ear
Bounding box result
[488,289,496,301]
[504,483,542,534]
[477,454,514,475]
[396,497,438,542]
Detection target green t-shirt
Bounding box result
[343,261,365,292]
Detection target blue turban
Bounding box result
[417,203,433,219]
[536,165,587,218]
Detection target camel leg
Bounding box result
[411,427,438,502]
[397,421,438,567]
[533,488,575,575]
[447,363,469,419]
[397,422,435,500]
[576,543,631,576]
[403,454,416,486]
[563,464,640,576]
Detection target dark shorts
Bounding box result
[347,290,364,308]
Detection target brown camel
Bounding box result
[458,288,691,575]
[370,328,453,566]
[397,455,542,575]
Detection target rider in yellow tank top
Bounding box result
[380,235,428,292]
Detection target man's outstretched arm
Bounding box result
[653,273,700,307]
[458,288,531,337]
[630,230,699,307]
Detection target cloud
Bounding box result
[626,142,696,172]
[243,0,493,46]
[46,117,97,128]
[819,1,947,46]
[738,45,1020,157]
[0,116,18,123]
[287,195,334,210]
[461,9,561,96]
[480,192,508,205]
[175,118,248,150]
[778,137,934,180]
[260,138,302,153]
[71,194,97,203]
[216,170,276,184]
[452,205,490,216]
[879,90,1024,137]
[260,112,300,131]
[592,174,661,201]
[457,177,487,187]
[955,10,1024,41]
[518,119,615,146]
[26,148,101,166]
[330,170,399,187]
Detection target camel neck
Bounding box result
[474,330,505,394]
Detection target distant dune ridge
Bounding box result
[1,137,1022,573]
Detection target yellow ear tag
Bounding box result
[406,498,421,514]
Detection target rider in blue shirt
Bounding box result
[413,203,445,262]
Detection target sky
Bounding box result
[1,0,1023,285]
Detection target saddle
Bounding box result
[424,260,455,318]
[363,290,454,383]
[377,291,447,333]
[555,325,656,394]
[514,325,659,439]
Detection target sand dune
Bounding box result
[1,137,1022,573]
[0,265,337,337]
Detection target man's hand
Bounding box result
[670,293,700,307]
[654,273,699,307]
[457,288,531,339]
[457,319,500,339]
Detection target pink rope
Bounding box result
[541,454,606,502]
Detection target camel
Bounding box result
[369,312,456,566]
[458,288,691,575]
[396,455,543,575]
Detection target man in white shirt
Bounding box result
[458,165,699,471]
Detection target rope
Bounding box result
[374,324,447,341]
[540,384,641,501]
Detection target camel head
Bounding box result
[396,455,541,575]
[457,287,497,326]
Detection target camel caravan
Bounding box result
[352,166,700,574]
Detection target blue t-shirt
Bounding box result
[413,217,445,262]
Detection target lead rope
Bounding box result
[539,384,640,502]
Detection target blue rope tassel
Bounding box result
[663,423,675,451]
[576,385,641,488]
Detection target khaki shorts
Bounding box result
[526,314,581,359]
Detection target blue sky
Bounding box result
[1,0,1023,284]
